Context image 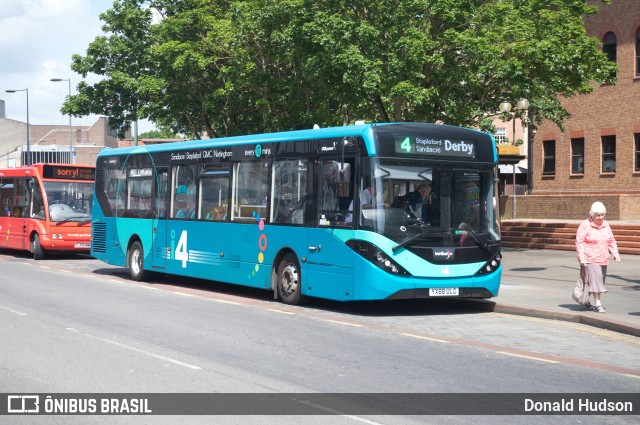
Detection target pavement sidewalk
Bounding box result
[472,248,640,337]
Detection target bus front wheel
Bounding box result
[276,253,304,305]
[128,241,149,281]
[31,233,44,260]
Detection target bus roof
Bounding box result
[97,122,492,158]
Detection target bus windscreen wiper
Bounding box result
[392,225,445,252]
[456,228,491,254]
[56,216,91,225]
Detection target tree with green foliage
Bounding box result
[63,0,615,138]
[139,128,181,139]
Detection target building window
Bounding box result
[601,135,616,173]
[542,140,556,175]
[635,134,640,172]
[603,32,617,79]
[571,138,584,174]
[494,128,507,144]
[636,28,640,77]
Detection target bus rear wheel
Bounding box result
[128,241,149,281]
[276,253,304,305]
[31,233,44,260]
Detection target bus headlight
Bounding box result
[476,252,502,276]
[347,240,409,276]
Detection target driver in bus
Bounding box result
[406,181,432,222]
[392,180,436,225]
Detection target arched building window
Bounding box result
[603,32,617,79]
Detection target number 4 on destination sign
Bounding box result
[400,137,413,152]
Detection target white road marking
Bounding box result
[266,308,295,315]
[65,327,201,370]
[496,351,560,364]
[400,333,450,343]
[323,319,363,328]
[213,299,241,305]
[0,305,27,316]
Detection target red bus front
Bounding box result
[0,164,94,259]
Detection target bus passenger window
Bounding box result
[171,164,197,219]
[271,159,311,225]
[232,162,269,222]
[0,179,12,217]
[199,165,229,221]
[318,160,352,226]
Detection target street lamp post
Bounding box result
[499,98,530,145]
[51,78,73,164]
[5,88,30,166]
[498,98,529,219]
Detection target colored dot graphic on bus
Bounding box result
[249,211,267,280]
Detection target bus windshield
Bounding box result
[44,181,93,222]
[358,157,499,248]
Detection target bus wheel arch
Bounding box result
[127,237,149,281]
[30,232,45,260]
[272,249,305,305]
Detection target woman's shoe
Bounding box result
[584,302,592,309]
[594,306,606,313]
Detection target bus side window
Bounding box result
[271,159,311,225]
[0,179,9,217]
[318,159,352,226]
[31,179,45,219]
[199,165,229,221]
[14,178,30,218]
[171,164,197,219]
[232,162,269,222]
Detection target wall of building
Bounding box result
[0,116,117,167]
[501,194,640,221]
[532,0,640,196]
[521,0,640,220]
[0,118,26,164]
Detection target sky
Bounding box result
[0,0,153,134]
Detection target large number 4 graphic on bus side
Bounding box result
[175,230,189,268]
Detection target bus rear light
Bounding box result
[347,240,409,276]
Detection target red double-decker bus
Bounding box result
[0,163,94,259]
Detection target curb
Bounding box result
[460,299,640,339]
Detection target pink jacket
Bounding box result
[575,218,619,265]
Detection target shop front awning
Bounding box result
[498,164,527,174]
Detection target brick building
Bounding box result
[0,101,118,167]
[517,0,640,220]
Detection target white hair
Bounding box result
[589,201,607,217]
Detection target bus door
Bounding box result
[0,178,12,248]
[2,178,31,251]
[151,169,169,268]
[304,158,354,301]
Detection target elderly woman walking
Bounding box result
[575,201,621,313]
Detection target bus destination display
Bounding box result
[395,136,476,159]
[43,165,96,181]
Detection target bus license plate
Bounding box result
[429,288,459,296]
[74,243,91,248]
